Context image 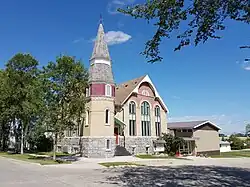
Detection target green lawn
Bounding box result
[0,152,71,165]
[99,162,145,168]
[36,152,72,157]
[211,150,250,158]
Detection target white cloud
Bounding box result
[171,95,181,100]
[168,114,250,135]
[105,31,132,45]
[107,0,136,15]
[244,66,250,70]
[91,31,132,45]
[236,59,250,71]
[72,37,85,44]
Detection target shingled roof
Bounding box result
[115,75,146,105]
[90,23,110,61]
[89,23,114,84]
[168,120,221,130]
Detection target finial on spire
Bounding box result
[100,14,103,24]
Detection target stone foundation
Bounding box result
[58,136,158,157]
[119,136,158,155]
[57,136,116,158]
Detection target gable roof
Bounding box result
[168,120,221,130]
[115,75,169,112]
[115,75,146,105]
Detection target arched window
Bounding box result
[129,101,136,136]
[105,84,112,96]
[155,106,161,136]
[141,101,151,136]
[85,110,90,127]
[105,109,110,124]
[129,101,136,114]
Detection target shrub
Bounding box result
[228,135,245,150]
[160,133,185,155]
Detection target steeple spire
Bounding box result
[90,20,111,61]
[99,14,103,24]
[89,19,114,84]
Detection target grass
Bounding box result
[0,152,71,165]
[36,152,72,157]
[211,150,250,158]
[99,162,145,168]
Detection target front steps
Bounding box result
[114,145,131,156]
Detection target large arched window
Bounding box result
[141,101,151,136]
[105,109,110,124]
[129,101,136,136]
[155,106,161,136]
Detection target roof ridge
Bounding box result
[168,120,208,123]
[116,75,147,87]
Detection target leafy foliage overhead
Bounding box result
[119,0,250,63]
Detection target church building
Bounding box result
[58,22,169,158]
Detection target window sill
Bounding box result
[106,149,111,152]
[105,123,110,126]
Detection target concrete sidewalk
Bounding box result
[44,156,194,169]
[43,156,142,169]
[77,156,141,163]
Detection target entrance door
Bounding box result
[114,127,119,144]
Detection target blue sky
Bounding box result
[1,0,250,134]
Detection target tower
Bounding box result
[85,22,115,138]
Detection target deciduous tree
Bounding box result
[42,55,88,160]
[4,53,42,154]
[119,0,250,63]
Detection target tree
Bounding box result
[219,133,226,137]
[245,137,250,147]
[67,67,88,156]
[42,55,88,160]
[0,70,11,151]
[119,0,250,63]
[4,53,43,154]
[161,133,185,155]
[228,134,245,150]
[245,124,250,136]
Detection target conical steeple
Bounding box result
[90,23,111,61]
[89,22,114,84]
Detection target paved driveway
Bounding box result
[1,157,250,187]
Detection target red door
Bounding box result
[114,127,119,144]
